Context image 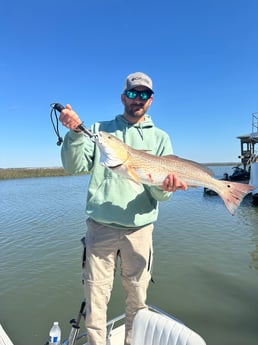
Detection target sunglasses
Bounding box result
[124,89,153,101]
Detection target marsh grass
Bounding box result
[0,168,72,180]
[0,162,236,180]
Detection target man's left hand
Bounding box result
[162,174,188,192]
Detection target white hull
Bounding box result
[0,324,14,345]
[250,162,258,195]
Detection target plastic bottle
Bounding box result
[49,321,61,345]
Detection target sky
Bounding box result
[1,0,258,168]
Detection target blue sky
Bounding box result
[1,0,258,168]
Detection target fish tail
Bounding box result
[217,181,255,215]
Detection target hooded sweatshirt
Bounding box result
[61,114,173,228]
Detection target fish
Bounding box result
[95,131,255,215]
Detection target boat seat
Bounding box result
[131,308,206,345]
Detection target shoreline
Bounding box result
[0,163,238,180]
[0,167,71,180]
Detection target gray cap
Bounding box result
[123,72,154,92]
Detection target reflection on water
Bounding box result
[0,167,258,345]
[244,199,258,271]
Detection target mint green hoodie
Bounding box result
[61,114,173,228]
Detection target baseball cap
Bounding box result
[123,72,154,93]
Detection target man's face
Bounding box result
[121,86,153,123]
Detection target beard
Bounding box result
[124,102,146,118]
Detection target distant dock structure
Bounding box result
[237,112,258,170]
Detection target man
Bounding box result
[59,72,187,345]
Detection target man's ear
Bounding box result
[121,94,126,105]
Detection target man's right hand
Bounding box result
[59,104,82,131]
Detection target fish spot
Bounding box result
[147,173,154,182]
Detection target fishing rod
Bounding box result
[50,103,97,145]
[44,300,86,345]
[64,300,86,345]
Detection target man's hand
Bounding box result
[59,104,82,131]
[162,173,188,192]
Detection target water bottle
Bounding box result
[49,321,61,345]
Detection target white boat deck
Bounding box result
[87,306,206,345]
[0,306,207,345]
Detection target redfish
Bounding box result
[96,131,254,215]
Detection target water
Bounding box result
[0,166,258,345]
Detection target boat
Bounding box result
[58,303,207,345]
[228,166,250,181]
[236,112,258,205]
[0,324,14,345]
[204,112,258,204]
[249,160,258,205]
[0,303,207,345]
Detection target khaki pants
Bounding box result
[82,218,153,345]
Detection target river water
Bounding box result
[0,166,258,345]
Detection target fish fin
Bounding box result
[217,181,255,215]
[127,166,141,183]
